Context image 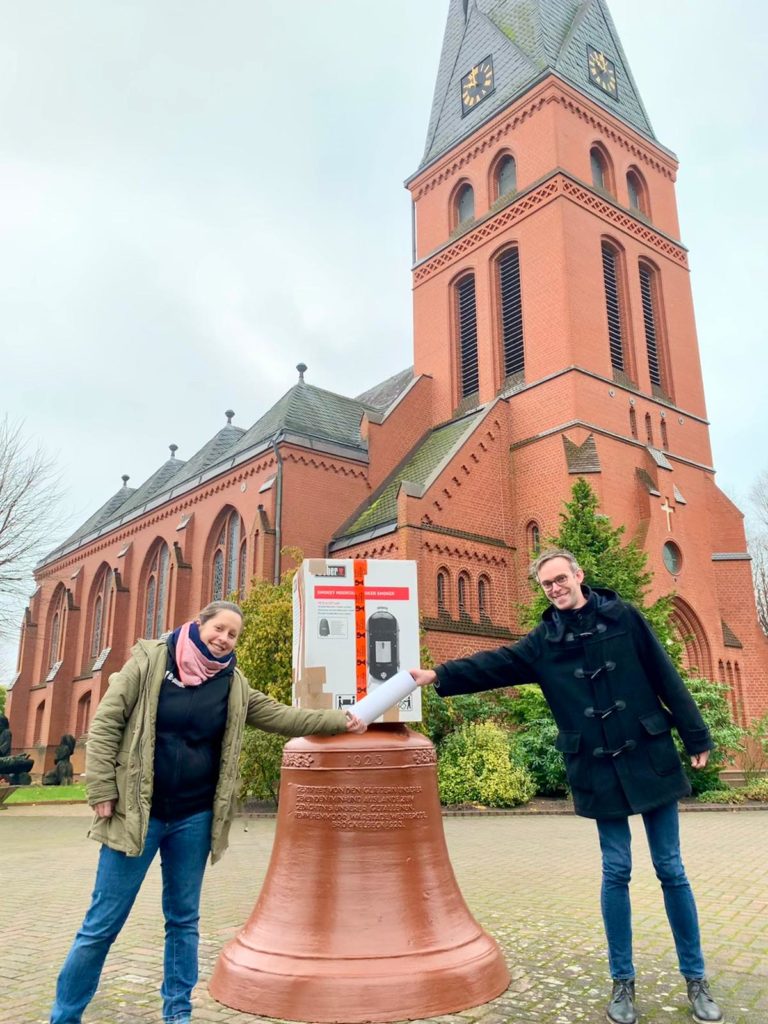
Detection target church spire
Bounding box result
[421,0,655,170]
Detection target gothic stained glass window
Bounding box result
[478,576,490,618]
[155,544,169,637]
[210,510,246,601]
[239,541,248,599]
[226,514,240,595]
[49,612,61,670]
[90,567,114,660]
[212,550,224,601]
[91,597,103,660]
[144,543,170,639]
[145,577,157,638]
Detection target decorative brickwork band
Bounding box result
[414,174,688,285]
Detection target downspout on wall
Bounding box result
[271,438,284,584]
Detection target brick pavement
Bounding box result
[1,807,766,1024]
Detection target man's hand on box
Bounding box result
[344,712,367,734]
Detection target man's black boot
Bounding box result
[606,979,637,1024]
[686,978,723,1023]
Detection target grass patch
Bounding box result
[6,783,87,804]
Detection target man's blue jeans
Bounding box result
[596,800,706,981]
[50,809,212,1024]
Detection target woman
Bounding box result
[50,600,366,1024]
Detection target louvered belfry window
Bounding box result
[457,275,479,398]
[602,243,624,371]
[639,264,662,387]
[499,248,524,377]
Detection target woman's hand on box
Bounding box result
[344,712,367,734]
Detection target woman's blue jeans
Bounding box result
[596,800,705,981]
[50,809,212,1024]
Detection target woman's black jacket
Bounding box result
[434,587,712,819]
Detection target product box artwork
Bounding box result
[292,558,422,723]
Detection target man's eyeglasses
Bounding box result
[540,574,571,592]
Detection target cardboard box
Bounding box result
[292,558,421,723]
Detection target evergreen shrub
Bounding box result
[437,721,536,808]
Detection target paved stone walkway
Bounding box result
[1,807,765,1024]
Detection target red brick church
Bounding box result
[8,0,767,775]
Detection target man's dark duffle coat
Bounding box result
[434,587,712,819]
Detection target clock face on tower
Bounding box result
[461,56,494,113]
[587,46,618,98]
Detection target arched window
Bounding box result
[456,183,475,228]
[602,242,627,373]
[627,168,648,216]
[478,575,491,620]
[527,520,541,554]
[660,417,669,450]
[498,248,524,380]
[639,262,668,393]
[437,570,448,616]
[89,566,114,660]
[33,701,46,745]
[47,586,67,670]
[456,274,479,400]
[645,413,654,446]
[76,693,92,737]
[590,145,613,193]
[210,510,246,601]
[629,406,638,438]
[238,540,248,599]
[143,541,170,639]
[49,612,61,670]
[495,155,517,199]
[458,573,470,618]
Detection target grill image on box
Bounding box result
[367,610,399,681]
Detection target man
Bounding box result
[410,549,722,1024]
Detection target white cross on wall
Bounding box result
[661,498,674,532]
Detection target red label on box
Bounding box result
[313,586,410,601]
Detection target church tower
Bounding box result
[405,0,767,715]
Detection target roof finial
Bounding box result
[297,362,307,383]
[225,409,235,425]
[121,474,130,487]
[169,444,178,458]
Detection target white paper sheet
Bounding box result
[349,670,419,725]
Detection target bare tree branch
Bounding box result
[748,469,768,637]
[0,417,61,644]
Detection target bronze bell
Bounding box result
[210,725,509,1022]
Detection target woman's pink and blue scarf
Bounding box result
[171,621,234,687]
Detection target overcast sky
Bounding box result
[1,1,766,678]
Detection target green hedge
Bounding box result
[437,721,536,808]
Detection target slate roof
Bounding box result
[334,409,486,543]
[355,367,413,410]
[419,0,655,171]
[116,450,188,517]
[231,382,372,456]
[49,478,135,556]
[164,423,245,490]
[41,372,416,566]
[563,432,601,473]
